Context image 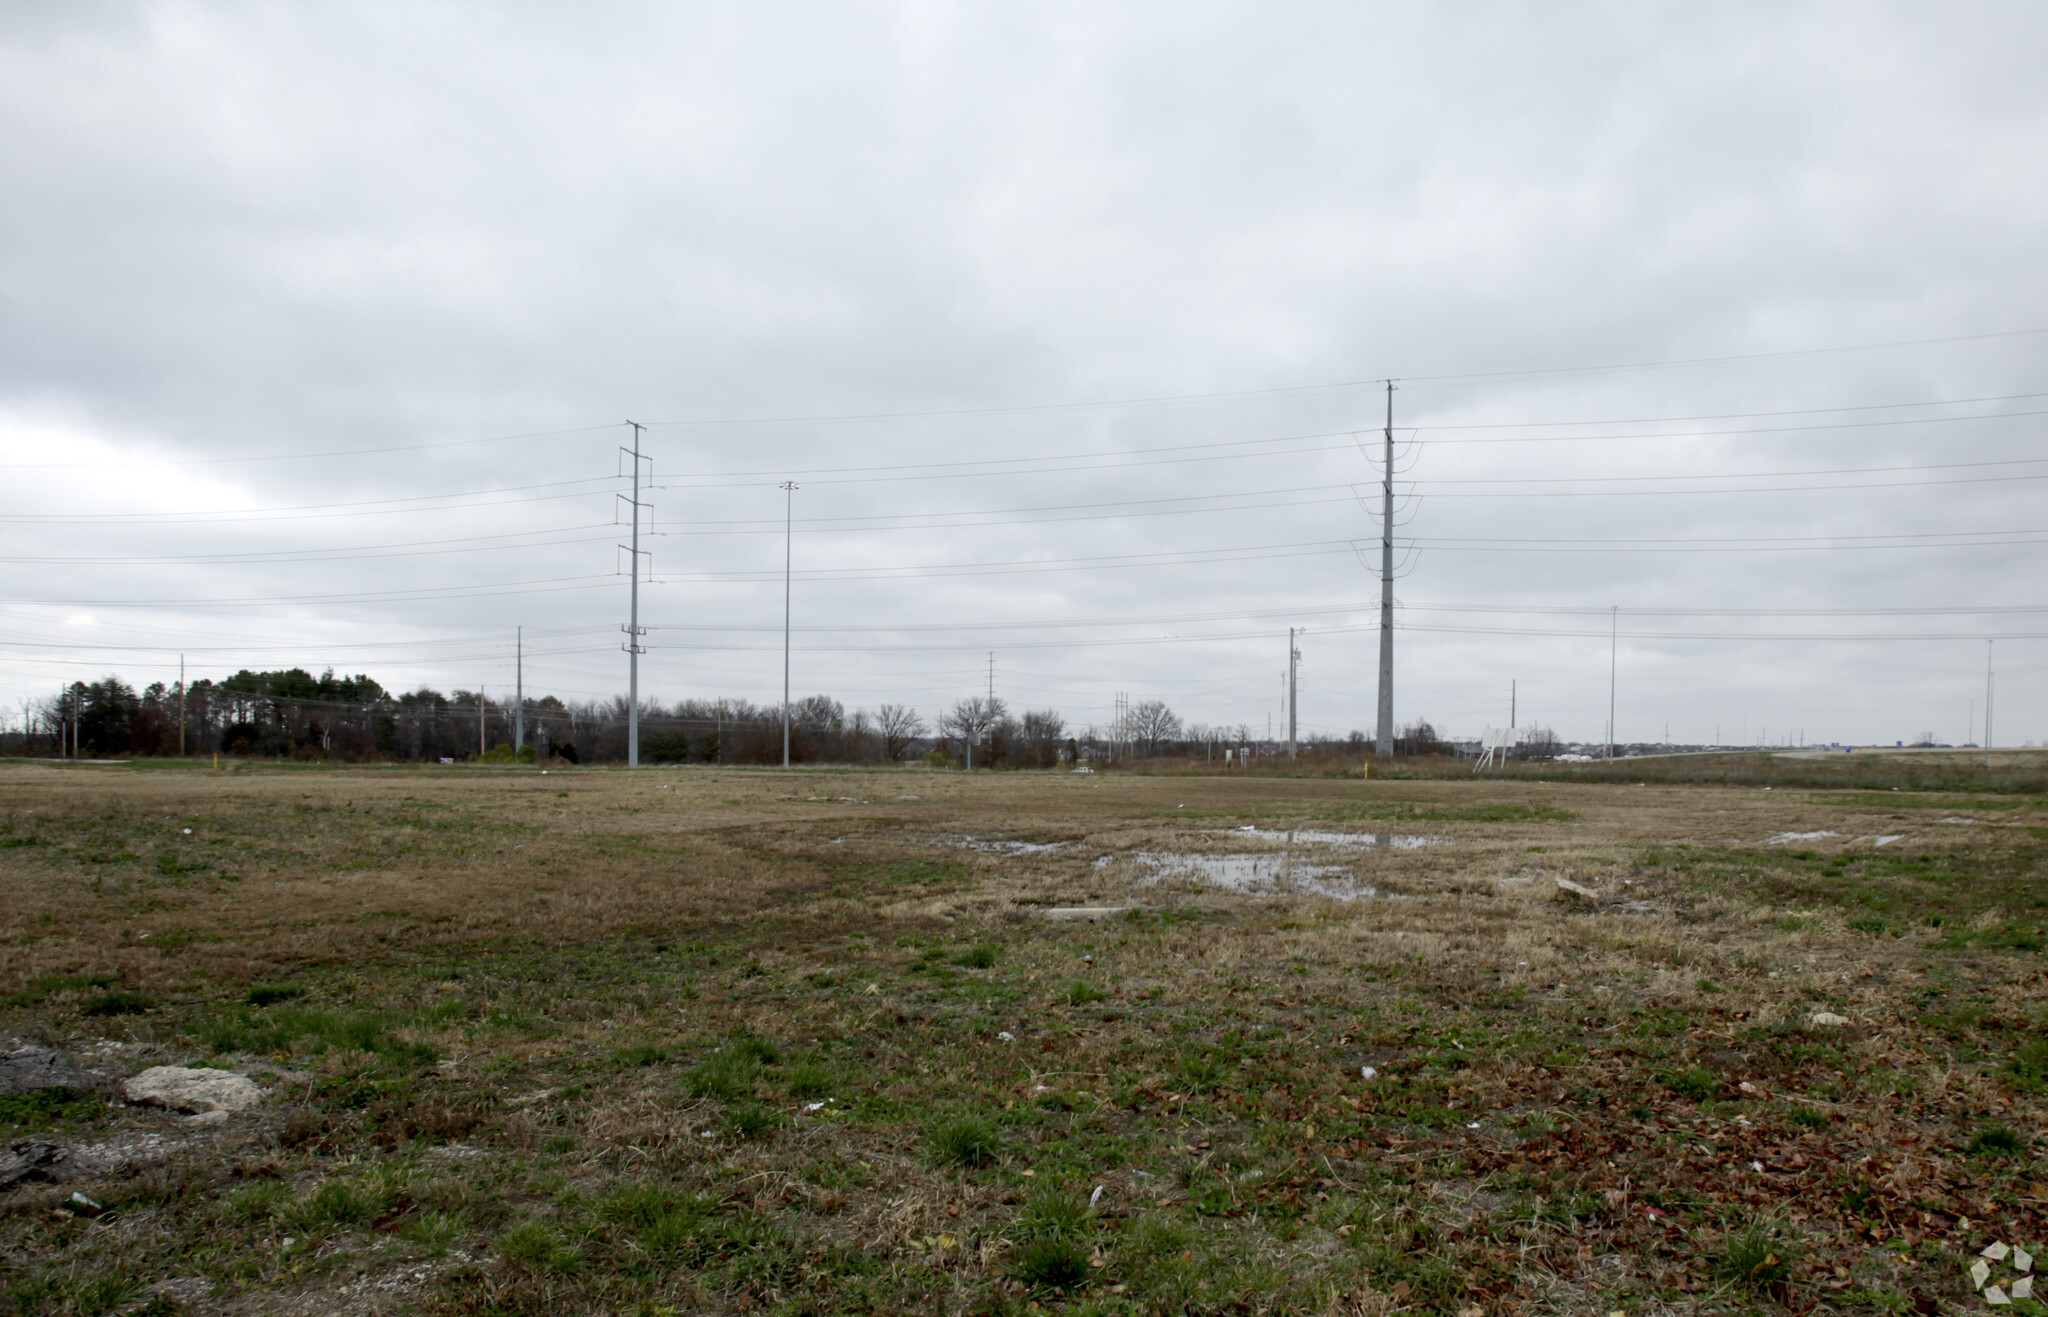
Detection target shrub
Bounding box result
[245,984,303,1007]
[930,1115,1002,1168]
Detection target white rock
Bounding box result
[122,1066,262,1114]
[1554,877,1600,900]
[1807,1011,1851,1028]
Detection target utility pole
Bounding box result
[1607,605,1618,762]
[178,655,186,757]
[1510,679,1516,731]
[479,687,486,758]
[621,421,649,769]
[1287,628,1299,759]
[514,627,524,756]
[1985,640,1994,768]
[1375,381,1396,757]
[781,480,798,768]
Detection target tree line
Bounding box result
[1,669,1511,765]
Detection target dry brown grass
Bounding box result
[1,760,2044,1315]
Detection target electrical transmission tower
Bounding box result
[1287,627,1300,759]
[1375,382,1395,757]
[620,422,651,768]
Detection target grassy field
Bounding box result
[1,759,2044,1316]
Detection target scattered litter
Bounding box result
[1941,817,1981,825]
[2016,1246,2035,1273]
[1360,1066,1379,1080]
[1807,1011,1851,1028]
[996,1031,1016,1043]
[1750,1160,1764,1173]
[805,1101,829,1112]
[1767,830,1837,845]
[1071,766,1094,774]
[1089,1185,1105,1209]
[1872,835,1904,846]
[181,828,191,835]
[1466,1122,1480,1130]
[1554,878,1600,900]
[1985,1243,2012,1261]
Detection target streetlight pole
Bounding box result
[781,481,798,768]
[1607,605,1618,762]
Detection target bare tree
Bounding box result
[940,696,1004,769]
[1127,699,1181,756]
[874,704,924,762]
[1015,708,1067,768]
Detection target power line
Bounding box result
[0,424,622,472]
[0,476,625,525]
[0,525,618,567]
[623,326,2048,429]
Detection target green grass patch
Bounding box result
[929,1115,1002,1168]
[0,1086,107,1132]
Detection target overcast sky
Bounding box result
[3,1,2044,747]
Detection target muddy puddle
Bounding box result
[941,828,1445,901]
[1098,849,1428,901]
[950,836,1069,855]
[1215,825,1440,850]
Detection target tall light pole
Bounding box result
[1607,605,1618,761]
[514,627,524,757]
[1985,639,1994,768]
[1374,381,1396,757]
[781,480,798,769]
